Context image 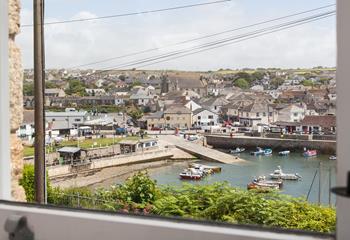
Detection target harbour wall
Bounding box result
[206,135,336,154]
[48,149,173,179]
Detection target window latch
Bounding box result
[4,215,34,240]
[332,171,350,198]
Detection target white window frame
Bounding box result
[0,0,11,200]
[0,0,349,239]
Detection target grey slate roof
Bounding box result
[57,147,81,153]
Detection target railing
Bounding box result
[50,193,116,210]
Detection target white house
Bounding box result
[250,85,264,92]
[238,102,278,127]
[267,90,282,99]
[276,104,306,122]
[85,88,106,96]
[192,108,219,127]
[184,100,202,112]
[130,88,157,106]
[16,110,35,142]
[201,96,229,114]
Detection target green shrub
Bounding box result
[19,168,335,233]
[19,164,55,203]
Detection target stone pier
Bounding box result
[206,135,336,154]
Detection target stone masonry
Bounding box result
[9,0,25,201]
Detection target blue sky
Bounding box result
[19,0,336,70]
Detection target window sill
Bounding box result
[0,201,334,240]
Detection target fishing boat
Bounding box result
[251,147,264,156]
[264,148,273,155]
[247,179,279,190]
[189,163,222,173]
[269,166,301,180]
[229,147,245,154]
[279,150,290,156]
[303,149,317,157]
[179,168,202,180]
[329,155,337,160]
[247,176,283,190]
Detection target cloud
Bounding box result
[17,3,336,71]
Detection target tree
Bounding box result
[319,77,330,85]
[270,77,285,88]
[131,81,142,88]
[234,78,249,89]
[45,81,59,89]
[65,79,87,96]
[251,71,265,81]
[235,72,251,82]
[301,80,314,87]
[23,83,34,96]
[128,108,143,121]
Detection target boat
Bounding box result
[247,179,280,190]
[189,163,222,173]
[329,155,337,160]
[303,149,317,157]
[179,168,202,180]
[279,150,290,156]
[269,166,301,180]
[247,176,283,190]
[251,147,264,156]
[229,147,245,154]
[264,148,273,155]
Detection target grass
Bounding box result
[23,136,143,157]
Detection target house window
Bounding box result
[75,119,81,122]
[269,112,273,117]
[208,115,213,119]
[198,116,201,120]
[263,112,266,117]
[256,112,260,117]
[293,113,298,117]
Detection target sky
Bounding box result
[18,0,336,71]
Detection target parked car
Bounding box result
[312,130,324,135]
[151,127,162,131]
[238,127,251,133]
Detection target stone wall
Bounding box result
[48,149,173,179]
[9,0,25,201]
[206,136,336,154]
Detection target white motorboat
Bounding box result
[229,147,245,154]
[251,147,264,156]
[179,168,202,180]
[269,166,301,180]
[279,150,290,156]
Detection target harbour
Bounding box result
[148,152,336,205]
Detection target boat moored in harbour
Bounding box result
[264,148,273,156]
[189,163,222,173]
[279,150,290,156]
[329,155,337,160]
[303,149,317,157]
[179,168,202,180]
[247,176,283,190]
[229,147,245,154]
[251,147,264,156]
[269,166,301,180]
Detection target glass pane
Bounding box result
[12,0,337,235]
